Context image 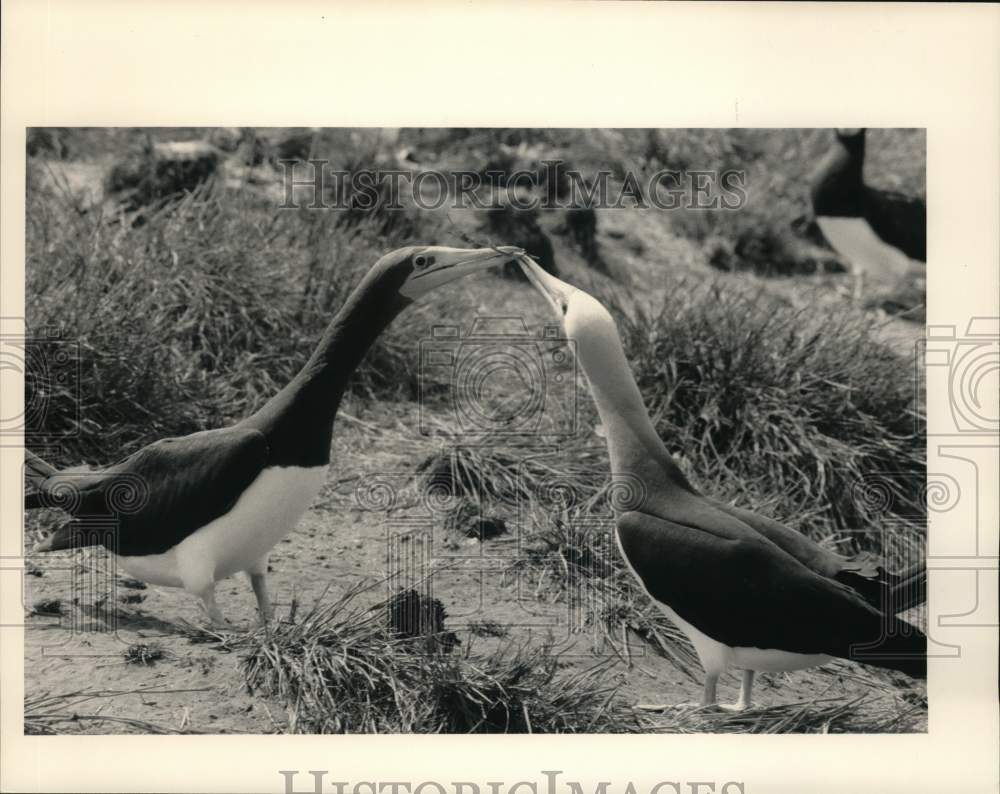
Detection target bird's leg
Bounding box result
[700,672,719,707]
[246,557,273,624]
[635,671,721,712]
[852,267,866,301]
[719,670,754,712]
[196,583,228,628]
[249,573,272,623]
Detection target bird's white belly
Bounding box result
[815,216,912,280]
[614,530,832,676]
[117,466,327,589]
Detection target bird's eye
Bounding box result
[414,254,434,269]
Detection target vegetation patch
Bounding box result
[240,584,642,733]
[123,643,165,666]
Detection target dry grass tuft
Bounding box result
[239,583,643,733]
[31,598,64,616]
[415,435,608,510]
[24,686,212,735]
[123,642,165,666]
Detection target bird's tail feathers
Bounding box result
[24,450,56,490]
[837,561,927,614]
[849,618,927,679]
[24,491,45,510]
[888,565,927,613]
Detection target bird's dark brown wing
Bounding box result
[640,446,923,613]
[615,510,926,678]
[33,427,268,556]
[862,187,926,261]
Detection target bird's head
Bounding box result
[371,245,524,300]
[834,128,867,152]
[517,255,615,344]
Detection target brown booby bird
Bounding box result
[517,255,926,709]
[25,245,523,626]
[810,128,926,297]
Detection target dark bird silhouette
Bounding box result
[810,128,926,296]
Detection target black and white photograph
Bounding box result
[1,3,997,793]
[19,125,931,734]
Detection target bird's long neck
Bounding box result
[244,269,410,467]
[572,314,695,498]
[812,134,865,215]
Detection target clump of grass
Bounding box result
[25,160,437,464]
[27,184,296,460]
[864,271,927,322]
[31,598,63,616]
[240,583,642,733]
[385,588,460,654]
[105,139,222,213]
[415,436,608,510]
[408,646,639,733]
[123,642,165,666]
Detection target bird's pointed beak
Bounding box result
[517,254,566,319]
[400,245,524,298]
